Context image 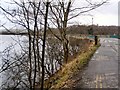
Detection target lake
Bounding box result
[0,35,61,88]
[0,35,28,88]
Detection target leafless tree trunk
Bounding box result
[62,1,71,63]
[41,1,50,90]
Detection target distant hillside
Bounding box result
[46,25,118,36]
[67,25,118,35]
[0,25,118,35]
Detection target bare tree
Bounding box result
[41,1,50,90]
[0,0,108,89]
[48,0,108,63]
[0,0,44,89]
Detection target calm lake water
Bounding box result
[0,35,28,88]
[0,35,61,88]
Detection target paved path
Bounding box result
[71,38,118,88]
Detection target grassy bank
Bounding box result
[45,44,100,89]
[38,42,100,89]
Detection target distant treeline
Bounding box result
[0,32,28,35]
[47,25,119,35]
[67,25,118,35]
[1,25,118,36]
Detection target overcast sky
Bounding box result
[0,0,118,28]
[72,0,118,26]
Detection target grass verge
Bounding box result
[43,43,100,89]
